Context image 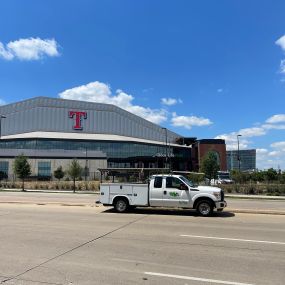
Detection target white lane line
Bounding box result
[144,272,254,285]
[180,234,285,245]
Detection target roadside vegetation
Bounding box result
[0,181,100,192]
[0,153,284,195]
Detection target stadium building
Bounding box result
[0,97,195,180]
[0,97,228,180]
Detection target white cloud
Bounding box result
[59,81,167,124]
[215,132,249,150]
[276,35,285,51]
[171,112,212,130]
[238,127,266,137]
[276,36,285,75]
[161,98,182,106]
[217,88,223,93]
[262,124,285,130]
[271,141,285,151]
[256,148,268,154]
[0,99,6,106]
[0,38,60,61]
[215,112,285,169]
[268,151,282,157]
[266,114,285,124]
[0,42,13,60]
[216,127,266,150]
[280,59,285,74]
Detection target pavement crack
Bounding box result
[0,214,148,284]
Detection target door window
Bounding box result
[166,177,182,189]
[154,177,163,188]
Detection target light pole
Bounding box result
[0,115,6,139]
[237,134,242,172]
[162,127,168,169]
[85,147,88,182]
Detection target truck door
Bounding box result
[163,177,189,208]
[149,176,164,207]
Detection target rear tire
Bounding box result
[196,200,213,216]
[114,198,129,213]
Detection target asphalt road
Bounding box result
[0,191,285,213]
[0,204,284,285]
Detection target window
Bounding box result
[166,177,182,189]
[154,177,162,188]
[38,161,51,177]
[0,161,9,175]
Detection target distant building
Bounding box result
[191,139,227,171]
[226,149,256,172]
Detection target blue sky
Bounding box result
[0,0,285,169]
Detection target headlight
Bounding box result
[213,192,221,199]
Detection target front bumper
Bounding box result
[215,200,227,209]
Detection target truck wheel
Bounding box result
[114,198,128,213]
[196,200,213,216]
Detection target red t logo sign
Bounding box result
[69,111,87,130]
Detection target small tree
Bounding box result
[67,159,82,193]
[13,154,31,191]
[265,168,278,182]
[54,166,65,181]
[200,151,220,184]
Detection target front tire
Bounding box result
[114,198,129,213]
[196,200,213,216]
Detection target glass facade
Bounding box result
[38,161,51,177]
[0,161,9,175]
[0,139,192,170]
[227,149,256,171]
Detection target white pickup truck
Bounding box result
[100,174,227,216]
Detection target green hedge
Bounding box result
[0,181,100,192]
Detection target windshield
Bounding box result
[218,173,230,179]
[179,176,194,187]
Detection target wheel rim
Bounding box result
[117,200,126,212]
[199,202,210,215]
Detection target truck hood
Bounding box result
[196,185,221,193]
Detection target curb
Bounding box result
[0,201,99,207]
[225,195,285,201]
[0,189,99,194]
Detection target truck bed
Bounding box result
[100,183,149,206]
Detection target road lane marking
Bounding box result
[144,272,254,285]
[180,234,285,245]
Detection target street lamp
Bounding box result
[162,127,168,169]
[0,115,6,139]
[237,134,242,172]
[85,147,88,182]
